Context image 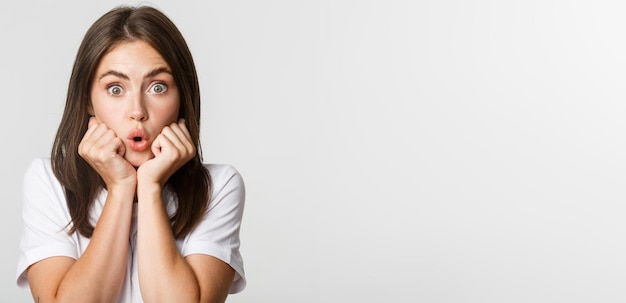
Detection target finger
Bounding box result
[163,124,186,145]
[152,133,180,162]
[167,122,194,153]
[88,129,115,157]
[84,128,121,162]
[151,134,164,157]
[81,117,99,144]
[161,125,194,157]
[88,116,99,128]
[80,124,101,157]
[177,118,193,142]
[83,118,112,145]
[115,137,126,157]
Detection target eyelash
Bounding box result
[107,84,123,96]
[149,83,168,94]
[105,82,168,96]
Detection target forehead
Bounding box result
[96,40,170,74]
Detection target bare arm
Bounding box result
[27,118,136,302]
[27,188,134,302]
[136,120,234,302]
[136,185,233,302]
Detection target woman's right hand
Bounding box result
[78,117,137,191]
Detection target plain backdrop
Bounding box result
[2,0,626,302]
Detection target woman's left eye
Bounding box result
[149,83,168,94]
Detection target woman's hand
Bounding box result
[78,117,137,191]
[137,118,195,187]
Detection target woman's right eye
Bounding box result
[107,85,124,96]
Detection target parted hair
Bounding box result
[51,5,211,239]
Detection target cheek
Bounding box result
[90,99,121,126]
[162,97,180,122]
[90,101,113,122]
[90,85,104,114]
[147,102,179,127]
[90,91,108,119]
[169,103,180,121]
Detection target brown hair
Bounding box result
[51,5,211,239]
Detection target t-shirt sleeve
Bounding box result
[16,158,78,289]
[180,164,247,294]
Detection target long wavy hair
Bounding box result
[51,5,211,239]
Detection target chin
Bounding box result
[125,153,154,168]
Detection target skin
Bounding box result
[26,40,234,302]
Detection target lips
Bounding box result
[127,129,149,152]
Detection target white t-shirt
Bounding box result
[16,157,246,302]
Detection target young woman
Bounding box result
[16,5,245,302]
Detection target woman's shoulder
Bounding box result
[203,163,245,204]
[22,157,69,216]
[204,164,244,185]
[27,157,52,167]
[24,157,54,180]
[23,157,63,195]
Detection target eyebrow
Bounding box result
[98,67,173,81]
[145,67,173,79]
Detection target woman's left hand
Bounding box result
[137,118,195,187]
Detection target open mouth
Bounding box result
[127,129,149,151]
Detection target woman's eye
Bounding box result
[107,85,123,96]
[149,83,168,94]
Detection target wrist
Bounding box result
[106,183,136,204]
[104,174,137,192]
[136,181,162,202]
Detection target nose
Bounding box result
[129,92,148,121]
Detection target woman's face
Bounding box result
[89,40,180,167]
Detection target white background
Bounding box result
[1,0,625,302]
